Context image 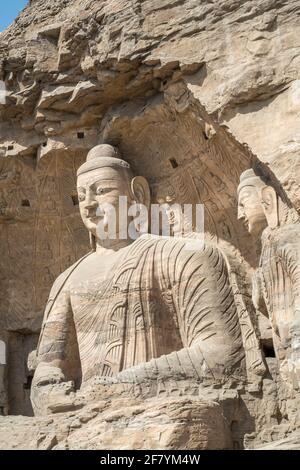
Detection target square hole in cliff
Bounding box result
[77,132,85,139]
[169,158,178,169]
[21,199,30,207]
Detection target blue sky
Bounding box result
[0,0,28,32]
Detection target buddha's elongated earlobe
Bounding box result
[131,176,151,209]
[129,176,151,236]
[260,186,279,229]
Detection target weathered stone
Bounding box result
[0,397,232,450]
[0,0,299,451]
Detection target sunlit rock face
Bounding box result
[0,0,299,450]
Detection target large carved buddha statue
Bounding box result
[31,145,264,415]
[238,169,300,389]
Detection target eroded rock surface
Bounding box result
[0,0,300,450]
[0,395,234,450]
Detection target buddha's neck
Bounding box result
[95,238,133,255]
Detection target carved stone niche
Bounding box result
[0,80,297,450]
[28,84,277,451]
[100,82,259,263]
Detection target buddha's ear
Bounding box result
[260,186,278,229]
[131,176,151,209]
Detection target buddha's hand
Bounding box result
[32,363,66,387]
[116,360,159,384]
[115,348,205,385]
[31,363,78,416]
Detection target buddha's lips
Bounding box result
[241,217,249,230]
[87,215,102,222]
[86,209,104,219]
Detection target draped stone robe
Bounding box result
[255,222,300,384]
[37,236,246,388]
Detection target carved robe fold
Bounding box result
[256,223,300,386]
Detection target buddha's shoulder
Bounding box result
[278,222,300,241]
[135,235,219,260]
[50,252,93,295]
[264,223,300,251]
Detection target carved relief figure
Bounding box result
[32,145,264,415]
[238,169,300,389]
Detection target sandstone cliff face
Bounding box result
[0,0,299,448]
[0,397,233,450]
[1,0,299,200]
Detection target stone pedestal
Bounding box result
[0,397,232,450]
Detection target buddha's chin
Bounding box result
[248,219,266,236]
[83,219,98,235]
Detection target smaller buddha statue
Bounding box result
[238,169,300,389]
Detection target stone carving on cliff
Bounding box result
[31,144,265,417]
[1,0,300,451]
[238,169,300,390]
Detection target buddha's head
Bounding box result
[77,144,150,248]
[237,169,278,236]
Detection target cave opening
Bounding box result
[263,343,276,358]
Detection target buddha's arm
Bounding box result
[31,283,80,414]
[116,245,243,385]
[280,238,300,346]
[252,268,269,317]
[288,249,300,318]
[36,287,75,380]
[275,235,300,315]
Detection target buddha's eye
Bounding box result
[96,187,110,195]
[78,193,85,202]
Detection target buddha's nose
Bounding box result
[84,190,97,209]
